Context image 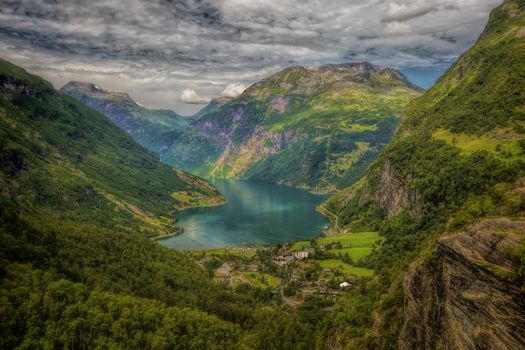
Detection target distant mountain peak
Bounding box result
[193,96,233,119]
[60,81,136,105]
[243,61,416,99]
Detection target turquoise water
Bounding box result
[160,179,329,250]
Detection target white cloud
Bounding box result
[221,83,246,98]
[180,88,210,104]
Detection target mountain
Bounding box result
[171,63,421,193]
[60,81,192,154]
[321,0,525,348]
[0,59,224,239]
[65,63,421,193]
[193,96,233,119]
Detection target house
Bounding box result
[292,248,315,260]
[340,281,351,289]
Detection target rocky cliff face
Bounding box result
[360,160,420,217]
[400,218,525,350]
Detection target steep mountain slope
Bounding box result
[60,81,192,154]
[181,63,421,193]
[193,96,233,119]
[0,58,224,239]
[322,0,525,348]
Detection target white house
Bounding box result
[292,248,315,259]
[340,281,351,288]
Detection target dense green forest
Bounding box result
[0,200,330,349]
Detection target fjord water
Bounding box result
[160,179,329,250]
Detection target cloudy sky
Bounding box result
[0,0,501,115]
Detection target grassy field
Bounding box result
[318,259,374,277]
[232,271,281,289]
[291,241,313,251]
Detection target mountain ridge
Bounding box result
[187,62,421,192]
[64,62,421,193]
[60,81,193,154]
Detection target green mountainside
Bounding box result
[321,0,525,348]
[60,81,193,154]
[324,0,525,230]
[0,58,224,238]
[65,63,421,193]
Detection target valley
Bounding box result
[1,0,524,349]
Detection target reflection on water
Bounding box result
[160,179,329,250]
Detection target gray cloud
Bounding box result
[0,0,502,114]
[381,3,438,23]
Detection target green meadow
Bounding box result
[292,231,381,277]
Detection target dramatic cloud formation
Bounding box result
[0,0,502,114]
[180,88,210,104]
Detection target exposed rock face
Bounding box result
[400,219,525,350]
[269,95,289,113]
[362,161,420,217]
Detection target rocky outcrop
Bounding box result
[362,160,420,217]
[400,218,525,350]
[210,127,298,177]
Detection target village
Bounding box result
[188,230,381,308]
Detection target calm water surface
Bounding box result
[160,179,329,250]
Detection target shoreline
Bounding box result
[155,198,228,241]
[175,198,228,212]
[151,226,184,241]
[315,204,341,235]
